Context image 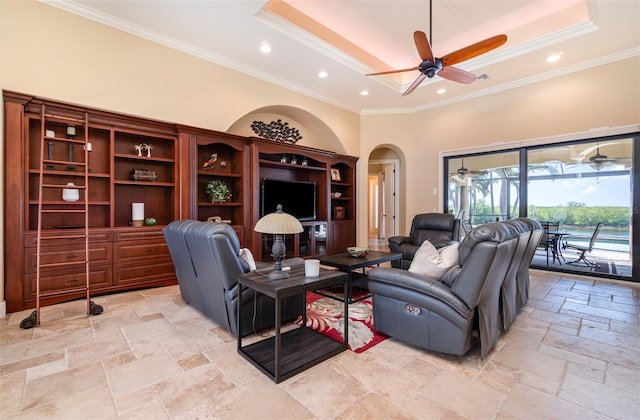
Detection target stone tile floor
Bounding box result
[1,270,639,419]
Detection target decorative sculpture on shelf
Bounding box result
[134,144,143,156]
[203,153,218,170]
[46,141,55,169]
[250,119,302,144]
[133,143,153,157]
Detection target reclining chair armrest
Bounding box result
[432,239,459,249]
[388,236,410,247]
[368,267,470,317]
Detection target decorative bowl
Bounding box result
[331,192,342,198]
[347,246,369,257]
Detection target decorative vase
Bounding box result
[62,182,79,202]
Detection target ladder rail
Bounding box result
[21,105,100,329]
[82,112,91,315]
[34,104,47,326]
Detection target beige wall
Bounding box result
[1,2,639,314]
[358,57,640,244]
[0,1,361,315]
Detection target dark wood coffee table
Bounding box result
[319,250,401,303]
[237,266,348,383]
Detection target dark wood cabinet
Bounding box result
[3,92,358,313]
[179,128,250,245]
[330,155,357,251]
[248,139,358,259]
[3,92,180,312]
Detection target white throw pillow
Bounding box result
[408,240,459,279]
[239,248,257,271]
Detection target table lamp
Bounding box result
[254,204,303,279]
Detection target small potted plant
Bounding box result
[205,179,232,203]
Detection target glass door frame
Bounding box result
[443,132,639,282]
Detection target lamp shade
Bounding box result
[254,204,303,234]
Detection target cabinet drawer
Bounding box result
[24,231,111,247]
[114,229,165,241]
[24,265,112,298]
[114,240,169,263]
[114,260,175,285]
[24,244,113,273]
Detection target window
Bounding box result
[444,134,637,280]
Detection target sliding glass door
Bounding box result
[448,151,520,224]
[526,138,633,277]
[444,134,636,281]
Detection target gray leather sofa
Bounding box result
[369,221,522,357]
[513,218,543,309]
[500,219,532,330]
[388,213,461,269]
[163,220,303,337]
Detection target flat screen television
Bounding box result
[261,178,316,221]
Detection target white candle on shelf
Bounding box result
[85,142,92,152]
[132,203,144,226]
[67,126,76,136]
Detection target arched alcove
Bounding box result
[227,105,345,154]
[368,144,406,241]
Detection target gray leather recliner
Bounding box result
[368,221,518,357]
[388,213,461,269]
[501,219,532,330]
[514,218,544,309]
[163,220,303,337]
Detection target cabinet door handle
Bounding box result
[67,255,79,260]
[144,269,153,274]
[144,248,153,253]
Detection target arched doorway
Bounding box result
[368,146,403,246]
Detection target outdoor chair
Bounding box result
[564,222,603,269]
[538,221,560,265]
[461,220,473,235]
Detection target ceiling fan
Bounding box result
[587,145,630,170]
[451,158,487,177]
[366,0,507,96]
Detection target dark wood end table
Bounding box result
[237,266,348,383]
[319,250,401,303]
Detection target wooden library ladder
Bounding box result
[20,105,103,329]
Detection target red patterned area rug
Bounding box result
[296,291,388,353]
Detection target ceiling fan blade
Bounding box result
[414,31,434,61]
[366,67,419,76]
[441,34,507,67]
[402,73,427,96]
[439,66,476,84]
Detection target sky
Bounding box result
[528,175,631,207]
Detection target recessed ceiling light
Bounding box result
[546,53,562,63]
[260,42,272,54]
[318,71,328,78]
[360,90,369,96]
[437,88,446,95]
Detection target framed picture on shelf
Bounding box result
[330,168,342,181]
